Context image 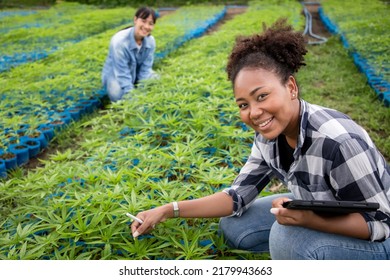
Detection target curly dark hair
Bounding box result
[226,18,307,86]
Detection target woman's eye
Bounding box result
[257,93,268,101]
[238,103,247,109]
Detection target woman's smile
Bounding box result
[254,116,274,129]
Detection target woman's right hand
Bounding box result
[130,204,172,238]
[130,192,234,238]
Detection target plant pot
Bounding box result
[17,128,27,137]
[77,97,101,115]
[0,151,18,170]
[77,99,94,114]
[59,112,73,124]
[49,120,66,131]
[21,139,41,158]
[49,113,72,131]
[38,124,55,141]
[21,130,48,150]
[5,136,18,146]
[65,107,81,121]
[89,97,101,108]
[0,159,6,178]
[8,143,29,166]
[93,88,106,99]
[72,105,87,117]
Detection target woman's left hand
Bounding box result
[270,196,315,226]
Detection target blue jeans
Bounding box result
[102,71,160,102]
[102,76,125,102]
[219,193,390,260]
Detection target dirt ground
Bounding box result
[206,5,248,34]
[303,2,331,40]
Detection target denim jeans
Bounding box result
[103,70,160,102]
[103,76,123,102]
[219,193,390,260]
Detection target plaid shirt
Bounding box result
[223,100,390,241]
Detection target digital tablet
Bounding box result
[282,200,379,215]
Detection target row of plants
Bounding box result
[319,0,390,106]
[1,4,134,72]
[0,4,228,175]
[62,0,248,8]
[1,0,388,260]
[153,5,227,61]
[0,9,37,19]
[0,2,95,32]
[1,2,225,70]
[0,0,303,259]
[1,0,56,8]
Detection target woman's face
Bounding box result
[234,68,299,141]
[134,14,155,39]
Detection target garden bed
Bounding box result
[0,0,388,261]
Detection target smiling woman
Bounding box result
[101,6,158,102]
[220,18,390,259]
[130,18,390,260]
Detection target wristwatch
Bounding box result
[172,201,179,218]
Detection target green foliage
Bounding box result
[0,0,303,260]
[62,0,248,8]
[321,0,390,91]
[0,0,388,261]
[1,0,56,8]
[0,4,227,151]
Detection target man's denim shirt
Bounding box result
[102,27,156,94]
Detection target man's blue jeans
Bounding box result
[219,193,390,259]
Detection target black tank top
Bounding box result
[278,134,294,172]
